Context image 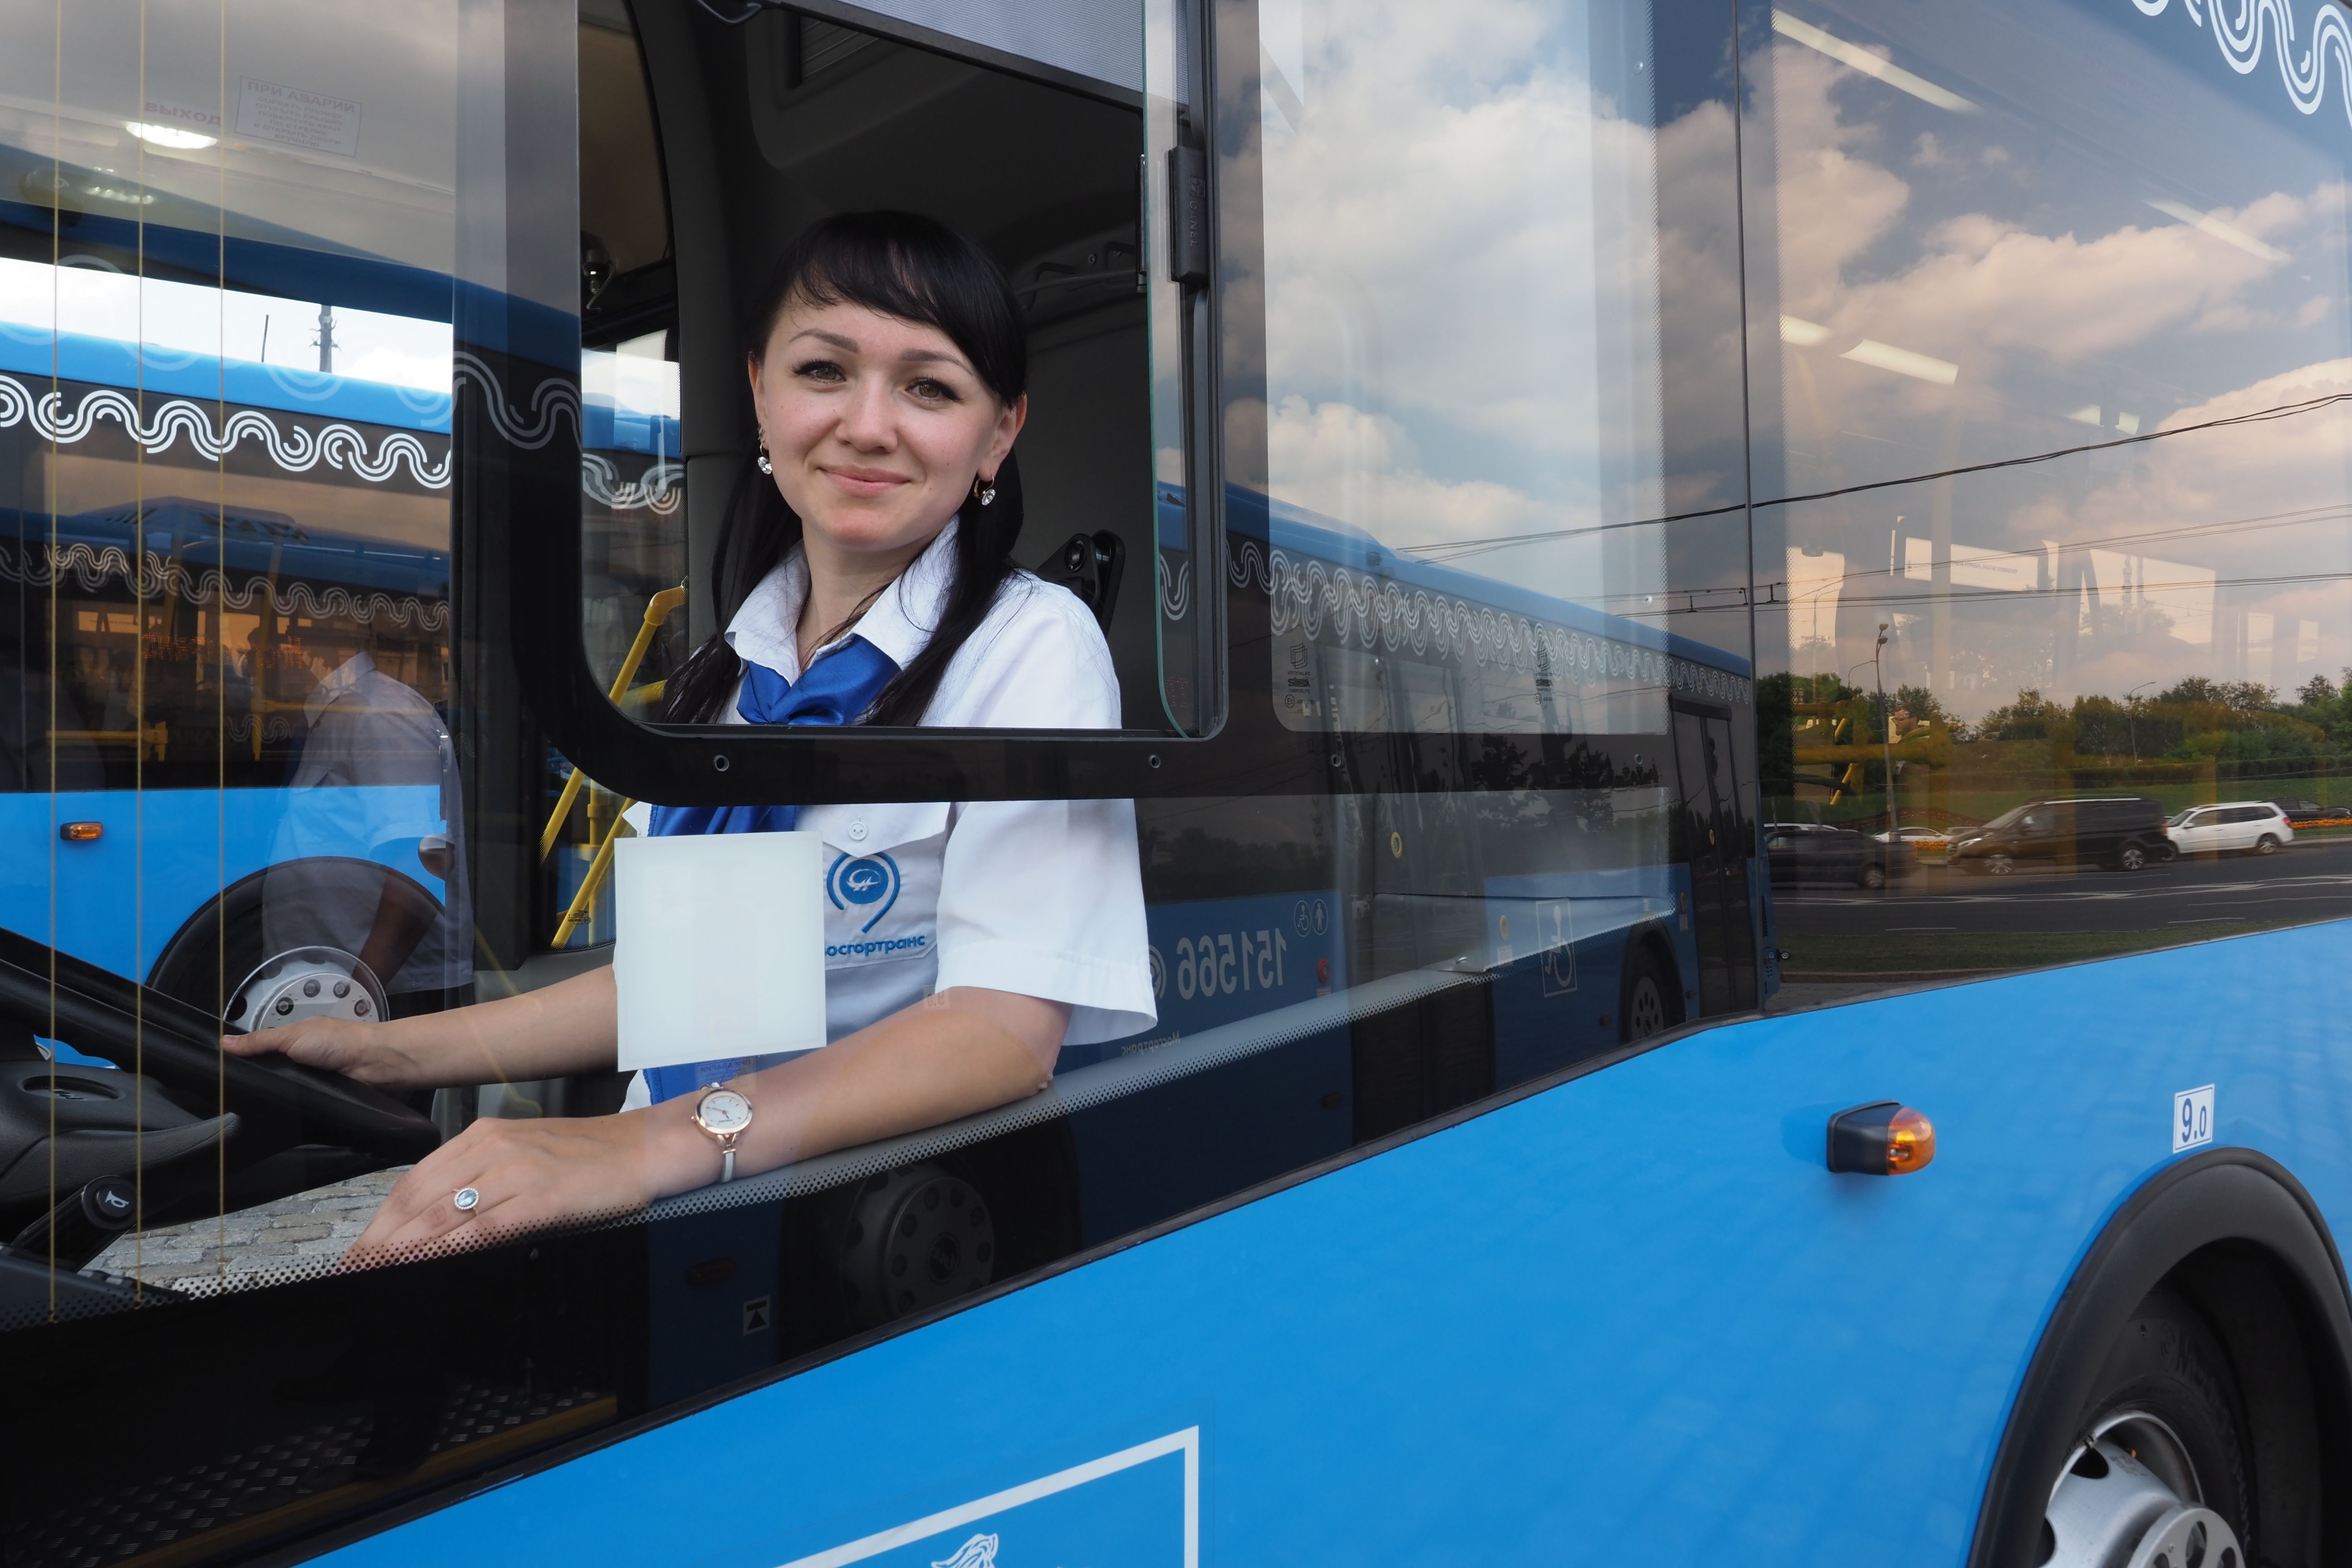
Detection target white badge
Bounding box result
[613,831,828,1071]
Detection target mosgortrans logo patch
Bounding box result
[827,852,902,931]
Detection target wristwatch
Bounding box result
[690,1086,755,1182]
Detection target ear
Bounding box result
[981,393,1028,477]
[745,352,766,408]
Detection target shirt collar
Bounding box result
[304,650,376,726]
[725,520,960,681]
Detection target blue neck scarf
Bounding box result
[640,634,900,1102]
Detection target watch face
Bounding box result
[697,1088,752,1133]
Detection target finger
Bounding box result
[361,1154,546,1258]
[349,1168,484,1259]
[348,1129,494,1252]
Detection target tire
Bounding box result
[2254,834,2280,856]
[1618,940,1682,1044]
[2039,1289,2255,1567]
[2114,842,2147,872]
[1857,862,1887,890]
[1985,853,2014,876]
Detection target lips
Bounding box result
[821,465,912,498]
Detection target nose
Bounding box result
[836,374,897,451]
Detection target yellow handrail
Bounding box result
[539,583,686,863]
[552,795,634,948]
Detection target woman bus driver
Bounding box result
[224,211,1156,1258]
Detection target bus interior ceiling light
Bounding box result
[1826,1102,1936,1175]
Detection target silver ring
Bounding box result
[452,1187,480,1214]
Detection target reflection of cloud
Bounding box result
[1254,0,1673,529]
[1262,395,1550,544]
[1769,39,2324,372]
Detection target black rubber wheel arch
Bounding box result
[1968,1148,2352,1568]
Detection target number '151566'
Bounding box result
[1173,929,1288,1000]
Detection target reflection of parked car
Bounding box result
[1765,824,1913,889]
[1874,824,1949,862]
[2267,798,2352,828]
[2171,801,2295,857]
[1947,796,2171,874]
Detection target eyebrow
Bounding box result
[787,328,969,369]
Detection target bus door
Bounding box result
[1670,701,1757,1014]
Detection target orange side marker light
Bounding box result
[1827,1101,1937,1175]
[1886,1106,1936,1173]
[60,822,102,843]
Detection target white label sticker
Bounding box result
[235,77,361,156]
[612,830,827,1070]
[2174,1083,2216,1152]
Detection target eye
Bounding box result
[907,377,960,403]
[793,358,846,382]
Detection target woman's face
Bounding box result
[749,295,1025,565]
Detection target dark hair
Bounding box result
[661,211,1028,728]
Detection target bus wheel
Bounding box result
[832,1162,999,1328]
[2040,1291,2253,1568]
[1619,943,1680,1044]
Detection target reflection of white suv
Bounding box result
[2167,801,2295,857]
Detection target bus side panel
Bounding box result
[318,923,2352,1568]
[0,786,450,983]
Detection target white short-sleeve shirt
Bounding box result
[622,522,1154,1107]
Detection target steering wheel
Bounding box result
[0,924,439,1166]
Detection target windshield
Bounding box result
[1978,804,2036,833]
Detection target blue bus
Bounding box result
[3,0,2350,1564]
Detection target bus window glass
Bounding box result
[1238,0,1753,739]
[1749,0,2352,989]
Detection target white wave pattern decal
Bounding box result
[451,350,581,450]
[582,451,684,515]
[0,540,450,633]
[2134,0,2352,127]
[1156,550,1193,620]
[0,359,680,514]
[1245,539,1752,707]
[0,372,450,488]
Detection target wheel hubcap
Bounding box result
[1627,977,1665,1038]
[2042,1418,2241,1568]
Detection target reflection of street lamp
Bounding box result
[1846,625,1897,838]
[1874,625,1896,838]
[2126,680,2156,761]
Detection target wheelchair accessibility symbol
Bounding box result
[1538,902,1577,996]
[828,853,903,931]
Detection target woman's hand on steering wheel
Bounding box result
[344,1112,666,1262]
[222,1015,419,1089]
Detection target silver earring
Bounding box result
[756,440,773,476]
[976,478,997,507]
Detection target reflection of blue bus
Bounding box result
[1120,502,1774,1097]
[0,309,680,1006]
